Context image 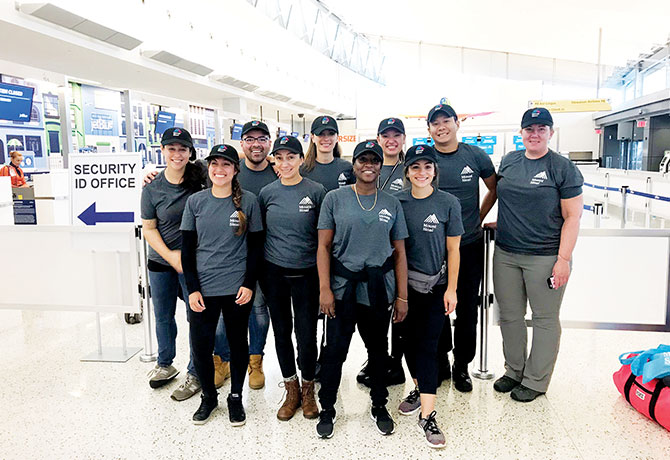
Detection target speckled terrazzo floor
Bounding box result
[1,308,669,460]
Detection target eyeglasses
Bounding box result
[242,136,270,145]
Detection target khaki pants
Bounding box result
[493,247,570,392]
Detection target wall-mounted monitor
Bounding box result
[0,82,35,122]
[155,111,176,135]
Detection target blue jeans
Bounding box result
[148,269,196,375]
[214,283,270,359]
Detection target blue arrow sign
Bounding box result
[78,202,134,226]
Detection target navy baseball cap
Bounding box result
[404,144,437,167]
[377,117,405,135]
[271,135,304,157]
[427,104,458,123]
[242,120,270,136]
[521,107,553,128]
[205,144,239,164]
[161,127,194,149]
[311,115,339,135]
[352,140,383,162]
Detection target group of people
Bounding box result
[140,104,583,448]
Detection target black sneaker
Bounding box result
[370,405,396,435]
[437,357,451,386]
[493,375,520,393]
[192,395,218,425]
[452,363,473,393]
[227,393,246,426]
[316,408,336,439]
[386,358,406,386]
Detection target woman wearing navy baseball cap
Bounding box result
[301,115,354,192]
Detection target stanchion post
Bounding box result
[645,177,652,228]
[603,172,610,218]
[593,202,603,228]
[620,186,629,229]
[472,227,495,380]
[138,226,157,363]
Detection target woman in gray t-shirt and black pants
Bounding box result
[180,144,263,426]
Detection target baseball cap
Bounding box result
[161,127,194,149]
[352,140,383,162]
[205,144,239,164]
[404,144,437,167]
[311,115,339,135]
[427,104,458,123]
[377,117,405,135]
[242,120,270,137]
[271,135,303,157]
[521,107,553,128]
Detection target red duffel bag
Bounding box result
[613,354,670,431]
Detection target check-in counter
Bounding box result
[34,169,70,224]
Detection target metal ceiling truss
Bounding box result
[248,0,385,84]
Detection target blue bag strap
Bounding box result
[641,352,670,384]
[619,351,643,365]
[630,345,670,375]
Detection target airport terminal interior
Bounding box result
[2,0,670,459]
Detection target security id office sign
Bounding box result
[70,153,142,226]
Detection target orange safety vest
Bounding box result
[0,164,27,187]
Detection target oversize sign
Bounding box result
[70,153,142,226]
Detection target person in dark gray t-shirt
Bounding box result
[426,103,498,393]
[257,135,326,421]
[315,140,408,439]
[300,115,354,192]
[377,117,406,193]
[393,144,463,447]
[491,108,583,403]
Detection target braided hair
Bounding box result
[231,172,247,236]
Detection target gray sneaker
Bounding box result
[398,388,421,415]
[418,411,446,449]
[171,373,202,401]
[148,365,179,389]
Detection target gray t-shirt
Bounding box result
[258,178,326,269]
[238,159,278,196]
[395,188,464,275]
[180,189,263,296]
[140,172,193,265]
[379,162,405,192]
[301,158,353,192]
[317,186,409,306]
[434,143,495,246]
[496,150,583,256]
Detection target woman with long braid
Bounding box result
[180,144,263,426]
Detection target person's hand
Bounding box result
[393,298,408,323]
[143,170,159,186]
[235,286,253,305]
[443,289,457,315]
[552,257,571,289]
[167,250,183,274]
[320,288,336,318]
[189,291,205,312]
[483,221,497,229]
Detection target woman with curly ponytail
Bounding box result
[180,144,264,426]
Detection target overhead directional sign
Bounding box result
[70,153,141,226]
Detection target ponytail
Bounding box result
[231,175,247,236]
[181,161,206,193]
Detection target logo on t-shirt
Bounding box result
[389,178,404,191]
[337,172,348,187]
[531,171,548,185]
[378,208,392,223]
[423,213,440,232]
[229,211,240,227]
[461,165,474,182]
[299,196,314,212]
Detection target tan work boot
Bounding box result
[301,380,319,419]
[248,354,265,389]
[277,378,301,421]
[213,355,230,389]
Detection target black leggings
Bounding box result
[261,262,319,381]
[189,295,251,399]
[400,285,447,394]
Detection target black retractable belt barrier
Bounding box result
[472,227,495,380]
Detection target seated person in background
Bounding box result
[1,151,28,187]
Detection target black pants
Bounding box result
[189,295,252,399]
[261,262,319,381]
[318,298,392,410]
[438,236,484,366]
[400,285,447,394]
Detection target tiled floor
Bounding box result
[1,307,669,460]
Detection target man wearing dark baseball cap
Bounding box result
[425,102,498,393]
[521,107,554,129]
[241,120,271,137]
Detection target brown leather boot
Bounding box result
[301,380,319,419]
[248,354,265,389]
[277,378,301,421]
[213,355,230,389]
